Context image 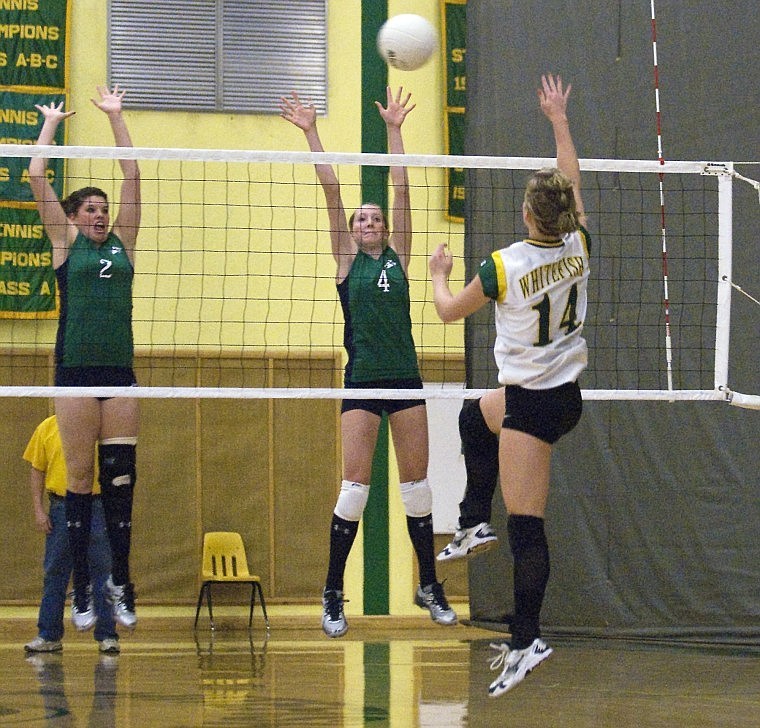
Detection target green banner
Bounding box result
[443,0,466,222]
[0,204,56,318]
[0,89,65,202]
[0,0,69,89]
[446,110,465,221]
[0,2,67,315]
[444,0,466,109]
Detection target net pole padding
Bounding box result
[1,143,714,174]
[0,386,731,401]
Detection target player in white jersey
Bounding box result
[488,218,590,388]
[430,73,588,697]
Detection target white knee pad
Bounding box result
[334,480,370,522]
[400,479,433,518]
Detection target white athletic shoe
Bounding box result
[98,638,121,654]
[24,636,63,653]
[321,589,348,638]
[437,522,498,561]
[71,588,97,632]
[414,582,458,625]
[488,638,553,697]
[105,576,137,630]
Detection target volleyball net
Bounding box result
[0,144,757,408]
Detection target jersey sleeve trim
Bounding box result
[478,252,508,302]
[491,251,507,303]
[578,225,591,256]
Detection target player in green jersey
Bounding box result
[281,87,456,637]
[29,86,141,633]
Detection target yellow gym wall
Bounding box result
[65,0,463,355]
[0,0,469,613]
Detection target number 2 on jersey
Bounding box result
[531,283,579,346]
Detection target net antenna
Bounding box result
[650,0,674,393]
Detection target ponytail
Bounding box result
[524,168,578,237]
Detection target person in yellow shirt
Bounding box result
[23,415,119,654]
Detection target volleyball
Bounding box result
[377,14,437,71]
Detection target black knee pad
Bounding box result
[99,443,135,585]
[459,398,498,455]
[99,443,136,501]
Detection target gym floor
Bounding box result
[1,607,758,727]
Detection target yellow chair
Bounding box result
[194,531,269,631]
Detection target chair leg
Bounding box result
[198,581,266,632]
[194,583,208,630]
[206,584,215,630]
[255,582,270,630]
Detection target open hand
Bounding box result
[538,73,571,122]
[375,86,415,128]
[92,84,126,115]
[279,92,317,131]
[34,100,75,123]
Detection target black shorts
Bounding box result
[342,377,426,416]
[55,366,137,401]
[502,381,582,445]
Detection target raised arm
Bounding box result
[375,86,415,270]
[29,101,76,265]
[279,92,352,274]
[94,85,141,260]
[538,73,586,227]
[429,243,490,323]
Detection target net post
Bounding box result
[713,165,734,392]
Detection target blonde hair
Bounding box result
[524,168,579,237]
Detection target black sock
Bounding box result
[407,514,437,588]
[325,514,359,592]
[101,490,133,585]
[508,514,550,649]
[65,491,93,597]
[458,399,499,528]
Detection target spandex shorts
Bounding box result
[502,381,582,445]
[55,366,137,401]
[342,377,426,416]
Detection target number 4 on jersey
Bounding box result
[377,269,390,293]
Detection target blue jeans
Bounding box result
[38,495,117,642]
